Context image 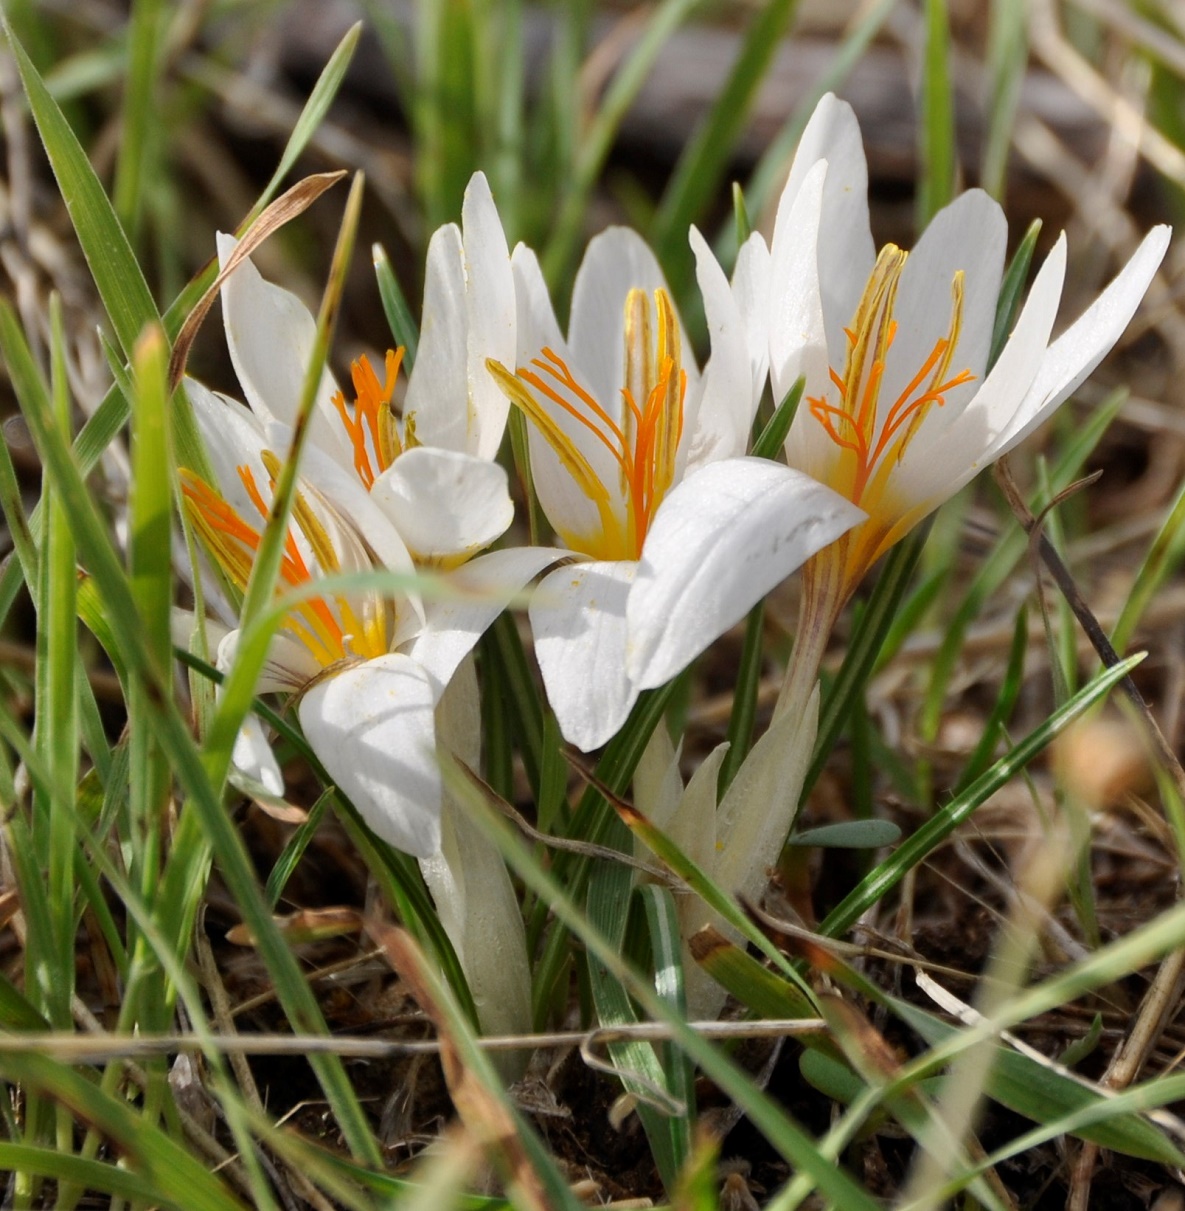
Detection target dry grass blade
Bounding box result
[364,918,553,1211]
[166,169,348,390]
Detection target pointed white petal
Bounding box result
[769,158,830,414]
[669,742,730,1020]
[408,546,568,698]
[568,227,696,414]
[369,446,513,565]
[732,231,772,413]
[686,225,757,468]
[183,377,271,517]
[271,424,423,616]
[215,233,349,467]
[231,711,284,797]
[298,654,441,857]
[992,224,1171,458]
[404,223,469,451]
[882,190,1006,425]
[633,724,683,834]
[773,93,874,334]
[461,172,515,460]
[628,459,864,689]
[529,559,638,751]
[894,235,1068,510]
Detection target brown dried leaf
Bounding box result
[366,918,552,1211]
[167,169,348,391]
[226,906,361,947]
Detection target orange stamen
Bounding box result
[330,347,405,489]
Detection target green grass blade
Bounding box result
[0,1144,168,1204]
[1112,472,1185,652]
[112,0,163,246]
[819,654,1142,939]
[530,681,679,1026]
[981,0,1028,201]
[952,606,1028,794]
[373,242,421,371]
[989,219,1041,370]
[446,760,884,1210]
[651,0,800,286]
[265,788,334,909]
[3,20,156,358]
[587,854,690,1194]
[542,0,701,289]
[0,1052,250,1210]
[917,0,957,229]
[260,23,361,203]
[718,602,765,796]
[36,297,78,1034]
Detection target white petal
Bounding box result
[568,227,696,414]
[628,459,864,690]
[272,425,423,616]
[461,172,515,460]
[404,223,469,452]
[686,226,757,469]
[215,233,349,468]
[407,545,568,698]
[732,231,773,413]
[298,654,441,857]
[769,158,830,414]
[894,234,1068,509]
[370,446,513,564]
[992,224,1171,457]
[510,246,625,548]
[529,559,638,751]
[773,93,874,336]
[184,378,272,518]
[231,711,284,797]
[881,189,1006,425]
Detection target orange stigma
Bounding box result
[330,347,405,489]
[487,287,687,560]
[180,464,389,668]
[808,245,975,507]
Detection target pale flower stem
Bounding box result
[418,657,532,1083]
[776,550,847,731]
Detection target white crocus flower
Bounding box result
[768,93,1170,709]
[217,171,517,571]
[181,381,552,859]
[489,229,863,751]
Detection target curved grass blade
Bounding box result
[444,758,884,1211]
[917,0,956,228]
[0,1053,249,1211]
[819,654,1142,940]
[650,0,799,285]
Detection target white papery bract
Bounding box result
[490,227,863,750]
[769,92,1171,614]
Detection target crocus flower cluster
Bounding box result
[179,94,1167,1031]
